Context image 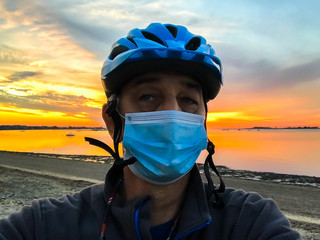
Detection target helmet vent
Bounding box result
[127,36,138,47]
[109,45,130,60]
[141,31,167,46]
[165,25,177,38]
[185,37,201,51]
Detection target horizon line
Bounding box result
[0,125,319,130]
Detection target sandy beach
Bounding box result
[0,151,319,239]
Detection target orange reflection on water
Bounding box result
[206,129,320,176]
[0,130,113,156]
[0,129,319,177]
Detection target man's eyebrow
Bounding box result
[181,80,202,91]
[130,77,159,86]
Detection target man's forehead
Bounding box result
[127,72,202,90]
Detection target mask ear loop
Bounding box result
[203,102,225,209]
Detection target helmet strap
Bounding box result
[105,94,122,160]
[85,94,137,170]
[204,140,225,209]
[203,103,225,208]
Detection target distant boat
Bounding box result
[66,133,75,137]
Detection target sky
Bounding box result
[0,0,319,128]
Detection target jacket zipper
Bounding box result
[134,201,144,240]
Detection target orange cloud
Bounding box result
[207,112,265,122]
[0,104,100,127]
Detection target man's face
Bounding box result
[118,72,206,116]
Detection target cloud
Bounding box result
[1,1,101,59]
[216,41,320,91]
[37,0,226,58]
[242,58,320,90]
[0,45,35,64]
[0,0,229,61]
[0,89,95,114]
[275,58,320,85]
[54,15,122,59]
[2,0,19,12]
[8,71,41,81]
[6,1,125,60]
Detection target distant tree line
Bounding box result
[251,126,319,129]
[0,125,106,130]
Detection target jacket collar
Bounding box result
[100,164,211,238]
[174,166,212,238]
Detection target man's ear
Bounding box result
[102,103,115,139]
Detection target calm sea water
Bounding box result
[0,129,319,177]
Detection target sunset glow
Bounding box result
[207,112,265,122]
[0,1,319,128]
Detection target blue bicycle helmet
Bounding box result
[101,23,223,100]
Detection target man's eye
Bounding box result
[139,95,154,102]
[181,97,197,105]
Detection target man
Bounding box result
[0,23,301,239]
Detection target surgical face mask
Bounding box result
[121,110,208,185]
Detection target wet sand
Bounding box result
[0,151,319,239]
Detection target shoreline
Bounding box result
[1,150,319,188]
[0,150,319,239]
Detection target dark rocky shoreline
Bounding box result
[11,151,320,189]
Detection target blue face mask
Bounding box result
[122,110,208,185]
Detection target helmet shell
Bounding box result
[102,23,222,100]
